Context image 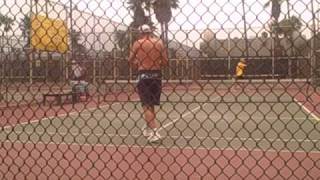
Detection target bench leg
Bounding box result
[43,96,46,105]
[57,96,62,105]
[72,94,78,104]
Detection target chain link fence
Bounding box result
[0,0,320,179]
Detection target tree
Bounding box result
[0,14,14,36]
[264,0,287,56]
[0,14,14,52]
[70,30,86,56]
[127,0,154,53]
[273,15,303,55]
[114,30,130,51]
[127,0,150,29]
[200,40,217,58]
[275,16,302,37]
[264,0,286,21]
[152,0,179,44]
[20,15,31,48]
[127,0,179,44]
[0,14,14,100]
[264,0,289,56]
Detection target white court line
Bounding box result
[157,96,221,133]
[1,130,318,143]
[4,100,317,132]
[2,136,320,154]
[294,98,320,122]
[2,103,116,129]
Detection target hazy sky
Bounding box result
[1,0,319,47]
[59,0,318,43]
[61,0,316,29]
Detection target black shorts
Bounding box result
[137,70,162,106]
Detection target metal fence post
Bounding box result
[311,0,317,85]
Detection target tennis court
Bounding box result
[1,80,319,179]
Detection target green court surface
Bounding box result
[1,91,319,152]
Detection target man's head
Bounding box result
[240,58,246,63]
[139,24,152,35]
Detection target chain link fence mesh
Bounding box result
[0,0,320,179]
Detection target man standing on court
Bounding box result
[128,24,168,143]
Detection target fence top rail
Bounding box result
[104,78,309,84]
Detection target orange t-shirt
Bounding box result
[129,36,168,71]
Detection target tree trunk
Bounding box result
[165,23,169,47]
[286,0,290,18]
[160,23,164,42]
[274,21,282,57]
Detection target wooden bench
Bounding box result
[43,91,78,105]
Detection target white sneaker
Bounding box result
[147,131,162,143]
[143,129,153,137]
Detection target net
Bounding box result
[99,78,319,104]
[103,78,315,92]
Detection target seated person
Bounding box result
[70,60,89,99]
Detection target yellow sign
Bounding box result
[31,14,68,53]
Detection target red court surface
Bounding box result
[0,98,104,128]
[293,91,320,119]
[0,141,319,180]
[0,94,140,128]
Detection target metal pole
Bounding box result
[93,15,96,84]
[69,0,73,56]
[271,33,275,78]
[241,0,249,59]
[113,49,117,80]
[129,27,132,81]
[4,34,8,106]
[311,0,317,85]
[63,5,69,81]
[228,33,231,79]
[0,33,3,95]
[287,0,293,78]
[29,0,33,84]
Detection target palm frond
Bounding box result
[264,1,271,8]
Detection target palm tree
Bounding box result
[264,0,286,21]
[152,0,179,44]
[276,16,302,36]
[114,29,130,55]
[127,0,151,52]
[0,14,14,53]
[127,0,179,43]
[285,0,290,18]
[0,14,14,102]
[70,29,86,56]
[274,16,302,55]
[0,14,14,37]
[20,15,31,48]
[127,0,149,29]
[272,15,302,77]
[264,0,286,55]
